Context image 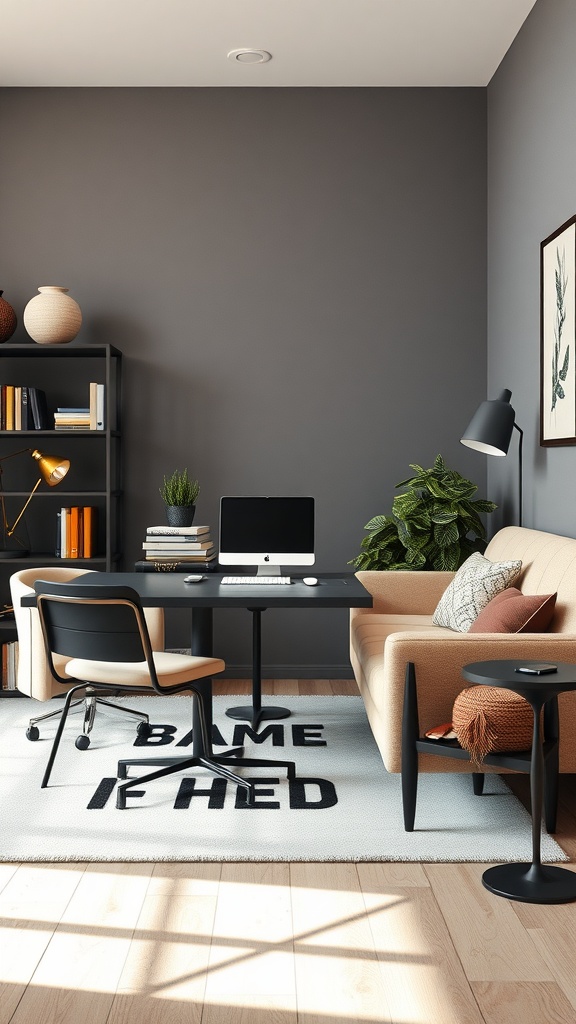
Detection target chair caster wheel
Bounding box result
[75,734,91,750]
[136,720,151,738]
[26,725,40,741]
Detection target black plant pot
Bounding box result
[165,504,195,528]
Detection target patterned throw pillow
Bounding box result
[468,587,556,633]
[432,551,522,632]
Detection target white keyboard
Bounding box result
[221,575,292,585]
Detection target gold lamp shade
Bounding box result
[31,449,70,486]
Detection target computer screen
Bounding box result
[219,496,315,572]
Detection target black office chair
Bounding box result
[35,580,295,806]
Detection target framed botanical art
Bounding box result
[541,214,576,446]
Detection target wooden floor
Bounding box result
[2,680,576,1024]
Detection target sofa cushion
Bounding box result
[432,551,522,632]
[468,587,557,634]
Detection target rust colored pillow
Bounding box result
[468,587,556,633]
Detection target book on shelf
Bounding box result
[54,418,91,427]
[5,385,14,430]
[21,386,30,429]
[0,386,91,430]
[83,506,97,557]
[96,383,105,430]
[29,387,49,429]
[1,640,18,690]
[146,525,211,537]
[89,383,98,430]
[14,386,21,430]
[88,383,105,430]
[69,506,81,558]
[59,506,98,558]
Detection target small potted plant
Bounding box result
[159,468,200,527]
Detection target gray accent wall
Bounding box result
[488,0,576,535]
[0,87,487,674]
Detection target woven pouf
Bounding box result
[452,686,534,766]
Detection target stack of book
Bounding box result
[139,524,217,571]
[54,407,91,429]
[57,506,98,558]
[53,383,105,430]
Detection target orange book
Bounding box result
[5,386,14,430]
[69,507,80,558]
[83,506,97,558]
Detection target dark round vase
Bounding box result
[165,504,195,527]
[0,291,17,343]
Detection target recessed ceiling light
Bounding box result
[227,49,272,64]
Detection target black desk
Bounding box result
[463,660,576,905]
[26,571,371,746]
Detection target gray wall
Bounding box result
[0,87,487,674]
[488,0,576,534]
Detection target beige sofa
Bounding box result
[350,526,576,785]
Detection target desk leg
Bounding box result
[190,607,214,756]
[226,608,291,729]
[482,693,576,904]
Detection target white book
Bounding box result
[96,383,105,430]
[146,525,210,536]
[61,506,68,558]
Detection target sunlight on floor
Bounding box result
[0,861,473,1024]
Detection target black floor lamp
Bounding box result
[460,389,524,527]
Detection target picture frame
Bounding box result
[541,214,576,446]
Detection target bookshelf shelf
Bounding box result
[0,344,123,696]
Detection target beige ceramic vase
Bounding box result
[23,286,82,344]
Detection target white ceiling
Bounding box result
[2,0,538,88]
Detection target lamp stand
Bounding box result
[514,422,523,528]
[0,472,31,557]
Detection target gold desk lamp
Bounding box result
[0,448,70,559]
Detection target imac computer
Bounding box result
[219,496,315,577]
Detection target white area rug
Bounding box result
[0,695,567,863]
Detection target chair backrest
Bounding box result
[34,581,157,686]
[10,567,165,700]
[10,566,96,699]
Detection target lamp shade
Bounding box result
[460,389,516,457]
[31,449,70,486]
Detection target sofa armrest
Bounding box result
[379,630,576,772]
[352,570,455,618]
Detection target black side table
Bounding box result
[463,660,576,904]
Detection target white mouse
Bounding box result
[184,574,205,583]
[302,577,319,586]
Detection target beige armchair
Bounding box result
[10,566,165,749]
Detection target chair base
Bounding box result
[40,687,152,789]
[116,753,297,809]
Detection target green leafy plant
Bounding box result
[159,468,200,507]
[350,454,497,572]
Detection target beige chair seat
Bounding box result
[67,651,225,689]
